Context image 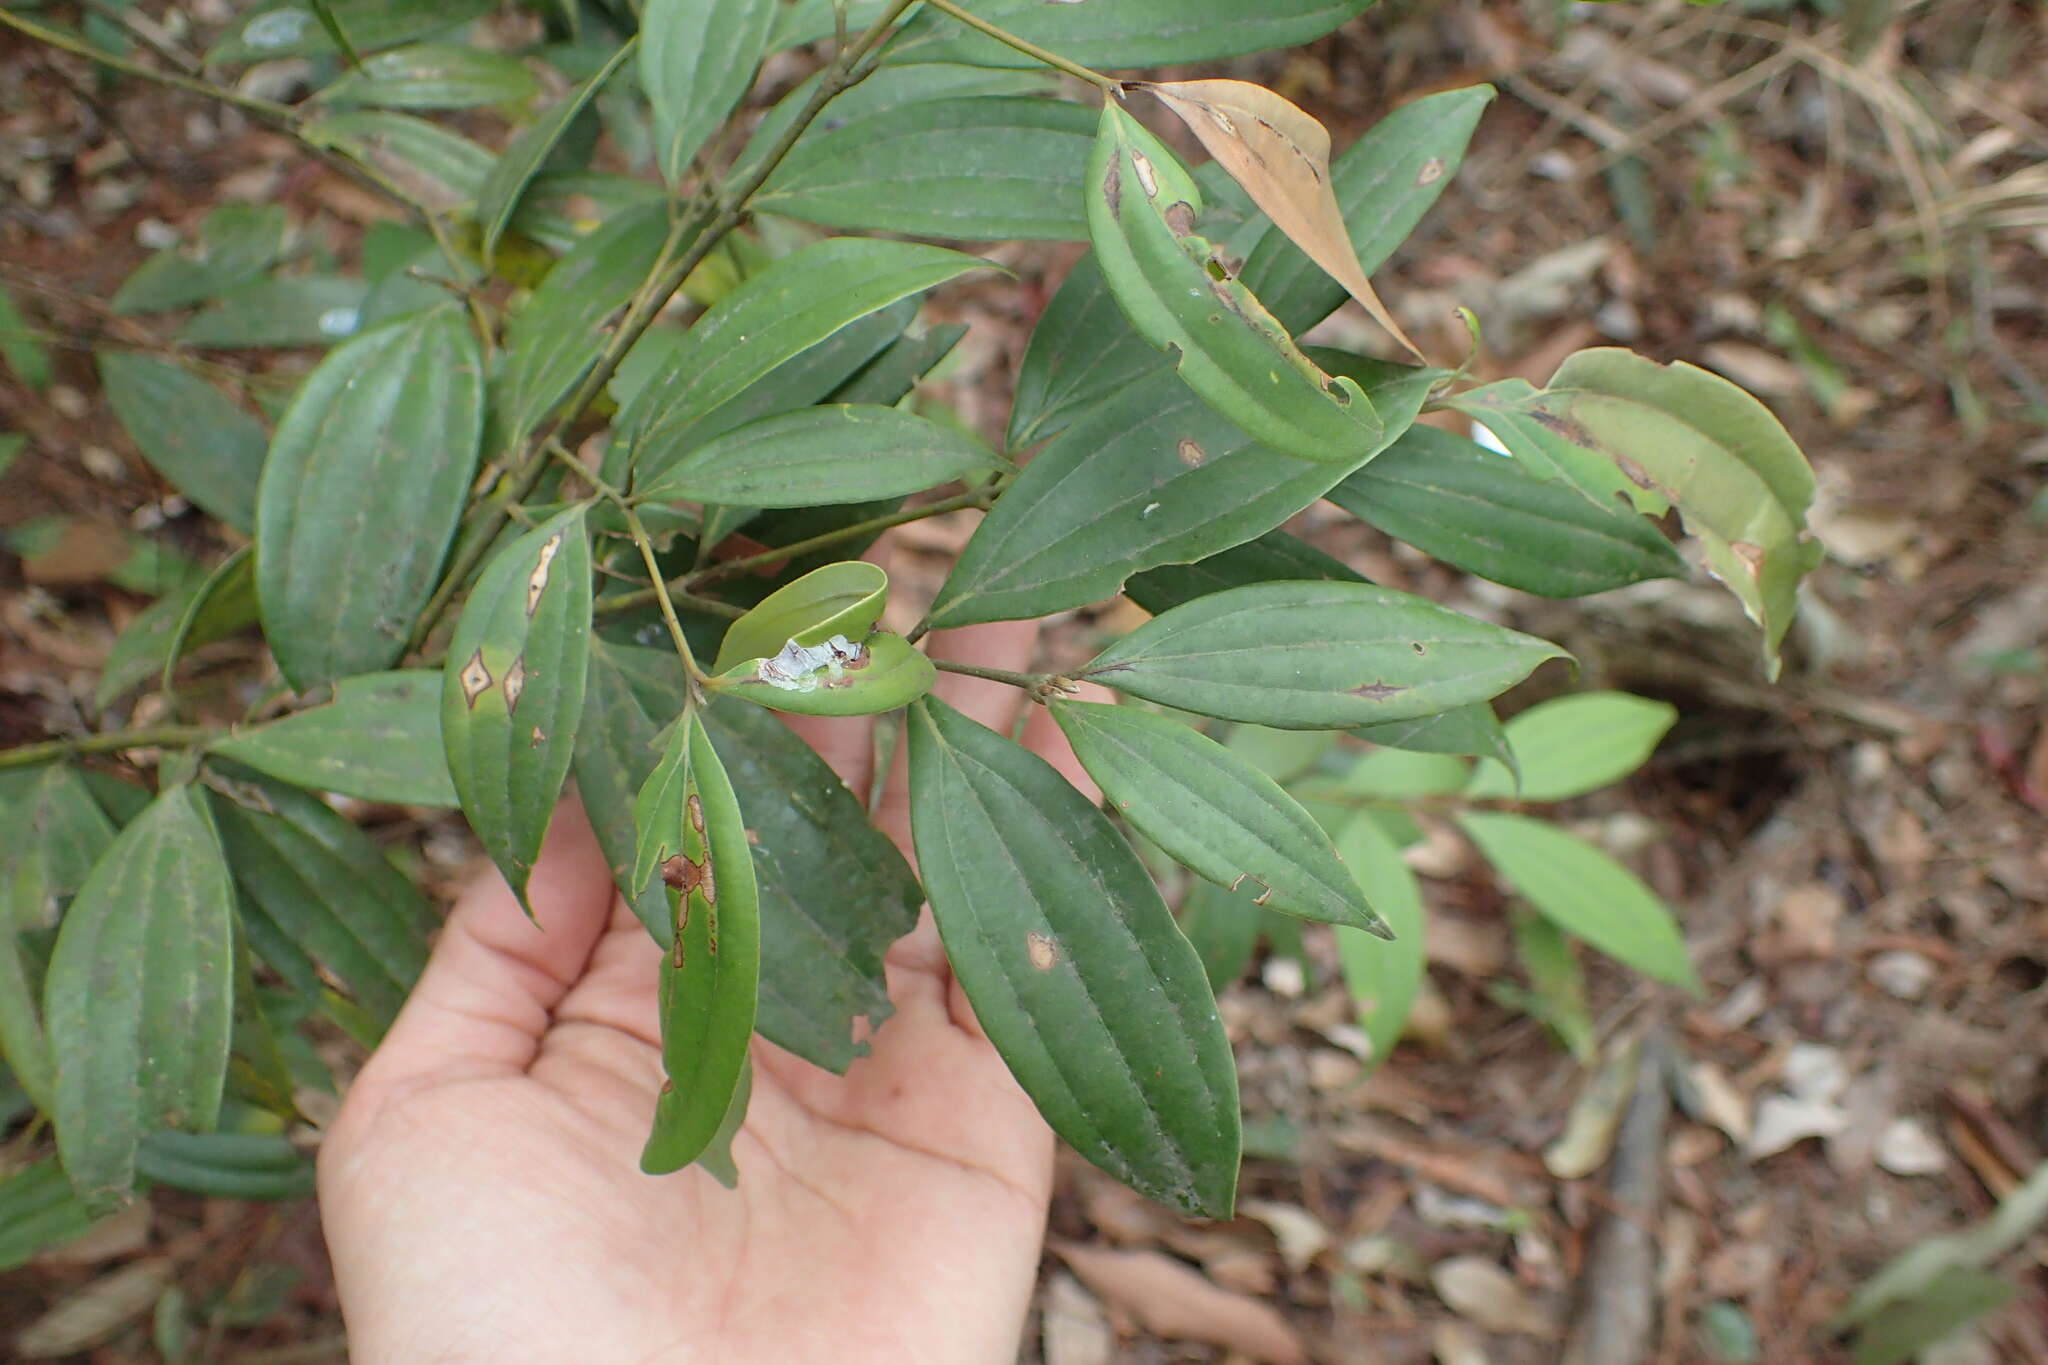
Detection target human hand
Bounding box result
[318,619,1095,1364]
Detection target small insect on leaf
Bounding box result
[1137,79,1426,362]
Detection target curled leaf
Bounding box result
[706,631,936,717]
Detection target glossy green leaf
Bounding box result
[45,786,234,1208]
[176,276,369,348]
[95,548,258,709]
[315,42,540,109]
[1177,878,1262,992]
[757,96,1096,240]
[1081,581,1570,729]
[929,357,1433,630]
[1087,105,1383,465]
[302,110,494,205]
[255,305,482,688]
[441,507,592,910]
[212,671,458,805]
[638,404,1003,509]
[1052,700,1384,936]
[110,205,287,314]
[499,202,676,442]
[1350,703,1515,772]
[638,715,761,1174]
[210,0,494,62]
[97,352,269,533]
[708,631,935,717]
[135,1130,316,1201]
[0,1160,96,1271]
[712,560,888,674]
[1466,691,1677,801]
[0,282,52,391]
[1327,425,1687,599]
[642,0,774,185]
[3,763,119,932]
[891,0,1372,67]
[1124,528,1363,616]
[1458,811,1701,993]
[1333,814,1425,1069]
[475,40,637,261]
[907,695,1240,1218]
[618,239,997,487]
[208,768,431,1031]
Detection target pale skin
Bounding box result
[318,619,1109,1364]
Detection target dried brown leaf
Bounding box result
[1430,1255,1559,1338]
[1136,79,1427,362]
[1053,1241,1308,1365]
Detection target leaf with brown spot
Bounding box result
[1139,79,1425,362]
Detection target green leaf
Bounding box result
[212,671,458,805]
[111,205,288,314]
[1081,581,1570,730]
[1457,811,1700,992]
[906,695,1240,1218]
[441,507,593,911]
[1125,528,1364,616]
[573,642,693,944]
[1086,105,1383,466]
[637,404,1003,508]
[1327,424,1688,598]
[1466,691,1676,801]
[1222,724,1337,786]
[641,0,775,186]
[303,110,494,205]
[97,352,269,533]
[826,323,966,406]
[210,0,495,62]
[711,560,888,675]
[1501,911,1595,1062]
[475,40,638,261]
[638,715,761,1174]
[1851,1267,2015,1365]
[0,1160,96,1271]
[618,238,997,487]
[928,357,1434,630]
[314,42,540,109]
[0,927,54,1113]
[756,96,1097,240]
[176,276,369,348]
[1834,1158,2048,1333]
[1350,703,1515,771]
[1332,814,1425,1069]
[3,763,118,932]
[255,305,482,688]
[1051,700,1385,935]
[135,1130,316,1201]
[45,785,235,1209]
[1327,746,1470,800]
[208,767,431,1031]
[708,631,935,717]
[94,548,259,709]
[0,282,52,391]
[499,202,676,443]
[1177,878,1262,992]
[892,0,1372,67]
[225,928,300,1118]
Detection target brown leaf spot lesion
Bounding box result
[1164,201,1197,236]
[1416,157,1446,186]
[1527,407,1598,450]
[1131,149,1159,198]
[1615,454,1659,492]
[1026,932,1059,971]
[1351,681,1408,701]
[525,533,564,617]
[459,650,494,709]
[1102,158,1121,213]
[502,655,527,712]
[1177,438,1207,468]
[686,792,704,834]
[661,850,715,907]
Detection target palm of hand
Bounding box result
[319,622,1073,1365]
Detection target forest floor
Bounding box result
[2,1,2046,1362]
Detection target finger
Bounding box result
[352,800,617,1095]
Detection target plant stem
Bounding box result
[932,659,1051,691]
[622,505,709,684]
[916,0,1122,92]
[0,8,295,124]
[0,725,211,772]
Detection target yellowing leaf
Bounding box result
[1138,79,1426,362]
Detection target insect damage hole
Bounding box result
[1026,932,1059,971]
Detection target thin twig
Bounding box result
[917,0,1121,92]
[0,8,294,124]
[0,726,211,772]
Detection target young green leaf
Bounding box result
[618,239,998,488]
[255,304,482,689]
[207,768,433,1031]
[641,0,775,187]
[110,204,287,314]
[1326,424,1688,599]
[1051,700,1387,936]
[638,716,761,1174]
[313,42,540,109]
[707,631,935,717]
[906,696,1240,1218]
[636,404,1004,509]
[176,276,369,348]
[1125,527,1365,616]
[711,560,889,675]
[97,352,269,533]
[1458,811,1701,993]
[475,40,637,261]
[1332,814,1425,1069]
[441,506,593,911]
[211,671,458,805]
[755,96,1099,241]
[1080,581,1571,729]
[891,0,1372,67]
[45,785,235,1209]
[1465,691,1677,801]
[1086,104,1384,466]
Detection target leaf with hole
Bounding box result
[441,506,592,912]
[907,695,1240,1218]
[708,631,934,717]
[640,0,775,187]
[1465,691,1676,801]
[97,353,269,533]
[638,404,1004,509]
[711,560,889,675]
[1333,814,1425,1069]
[45,785,234,1209]
[212,671,458,805]
[1082,581,1570,730]
[255,304,482,689]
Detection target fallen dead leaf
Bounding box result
[1042,1271,1114,1365]
[1544,1036,1639,1179]
[1686,1061,1753,1145]
[1430,1255,1558,1337]
[1239,1199,1330,1274]
[15,1256,173,1357]
[1053,1241,1308,1365]
[1748,1094,1849,1159]
[1877,1118,1949,1177]
[1433,1319,1493,1365]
